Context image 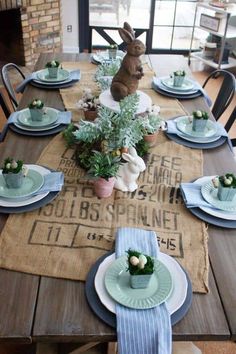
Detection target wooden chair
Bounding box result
[202,69,235,121]
[1,63,25,111]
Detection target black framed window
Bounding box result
[79,0,200,54]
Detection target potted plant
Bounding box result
[127,249,154,289]
[95,61,120,91]
[172,70,186,87]
[141,105,163,146]
[108,44,118,60]
[87,151,121,198]
[2,157,26,189]
[192,110,209,132]
[45,60,60,78]
[28,99,44,121]
[76,88,100,121]
[212,173,236,201]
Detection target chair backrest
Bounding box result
[202,69,235,121]
[0,91,11,119]
[224,105,236,147]
[1,63,25,111]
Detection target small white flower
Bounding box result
[224,178,232,186]
[138,260,145,269]
[129,256,139,266]
[212,177,219,188]
[51,60,57,67]
[11,160,18,169]
[196,110,202,118]
[6,163,11,169]
[139,254,147,265]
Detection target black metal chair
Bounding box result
[224,105,236,147]
[1,63,25,111]
[202,69,235,121]
[0,91,11,142]
[0,91,11,120]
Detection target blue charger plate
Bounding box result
[85,251,192,328]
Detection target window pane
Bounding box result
[175,1,196,26]
[152,27,173,49]
[89,0,151,28]
[172,27,193,49]
[154,1,175,26]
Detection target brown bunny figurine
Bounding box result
[110,22,146,102]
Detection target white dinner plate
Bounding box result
[0,165,49,207]
[92,51,124,64]
[176,131,221,144]
[201,180,236,212]
[153,77,198,95]
[13,121,60,132]
[194,176,236,220]
[176,116,218,138]
[17,107,59,128]
[95,252,187,315]
[37,68,70,83]
[161,76,194,91]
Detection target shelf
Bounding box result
[197,2,236,16]
[197,24,236,38]
[191,51,236,69]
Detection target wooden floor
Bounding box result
[0,60,236,354]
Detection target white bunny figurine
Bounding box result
[114,147,146,192]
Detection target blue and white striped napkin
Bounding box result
[16,69,81,93]
[115,227,172,354]
[180,182,217,209]
[33,172,64,195]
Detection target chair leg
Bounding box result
[107,342,117,354]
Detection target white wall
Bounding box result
[61,0,79,53]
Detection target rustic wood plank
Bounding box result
[208,227,236,341]
[172,268,229,340]
[32,277,115,342]
[0,269,39,343]
[36,343,58,354]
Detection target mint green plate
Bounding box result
[201,181,236,212]
[161,77,194,91]
[105,256,172,309]
[176,116,217,138]
[17,108,58,128]
[37,68,70,83]
[0,169,44,199]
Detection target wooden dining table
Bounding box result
[0,53,236,352]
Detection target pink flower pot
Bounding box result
[94,177,115,198]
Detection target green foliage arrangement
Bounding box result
[87,151,121,181]
[2,158,24,174]
[62,123,77,147]
[73,93,144,152]
[219,173,236,188]
[135,139,150,157]
[95,61,120,79]
[142,108,163,135]
[45,60,60,68]
[126,249,154,275]
[192,110,209,120]
[28,99,44,109]
[173,70,185,76]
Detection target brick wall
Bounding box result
[21,0,62,66]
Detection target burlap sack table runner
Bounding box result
[0,62,208,293]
